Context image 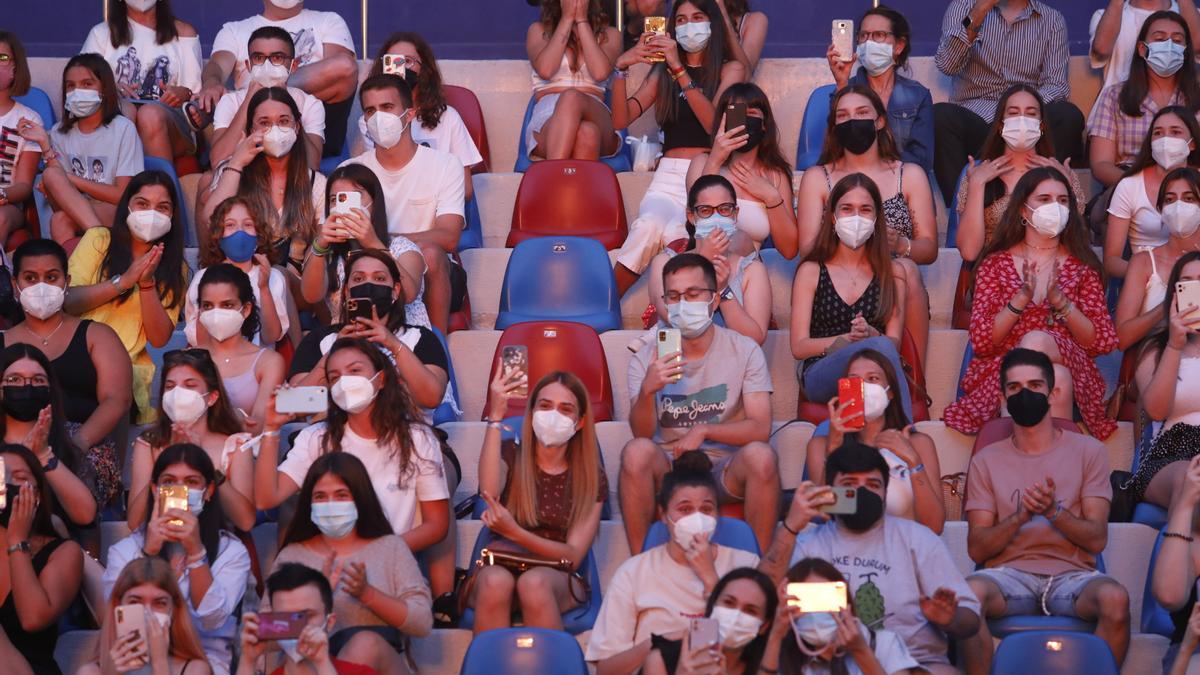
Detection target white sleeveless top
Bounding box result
[880,448,915,521]
[531,53,605,96]
[735,197,771,249]
[1166,356,1200,429]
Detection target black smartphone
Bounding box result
[725,102,747,134]
[346,297,373,322]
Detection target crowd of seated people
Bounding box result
[5,0,1200,672]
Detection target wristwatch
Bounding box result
[42,455,58,472]
[6,541,30,555]
[719,286,736,302]
[962,14,973,31]
[109,274,123,291]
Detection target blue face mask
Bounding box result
[310,500,358,539]
[277,638,303,663]
[219,230,258,263]
[694,214,737,240]
[187,487,205,516]
[1145,39,1186,77]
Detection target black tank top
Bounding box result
[803,264,883,370]
[661,65,712,152]
[0,538,68,674]
[1,321,99,424]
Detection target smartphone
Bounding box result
[818,486,859,515]
[838,377,866,431]
[345,297,374,322]
[501,345,529,398]
[644,16,667,63]
[832,20,854,63]
[657,328,682,382]
[689,616,720,650]
[275,386,329,415]
[257,611,308,641]
[725,101,747,135]
[331,191,362,216]
[381,54,406,77]
[115,603,148,643]
[1176,280,1200,326]
[158,485,188,526]
[786,582,849,612]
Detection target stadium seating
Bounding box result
[459,627,588,675]
[512,95,633,174]
[483,320,614,422]
[444,84,492,173]
[461,195,484,251]
[989,631,1119,675]
[971,417,1082,455]
[496,236,621,332]
[1139,528,1176,638]
[432,327,462,426]
[794,84,834,171]
[506,159,628,249]
[642,516,761,555]
[15,86,57,129]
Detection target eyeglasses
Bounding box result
[249,52,291,67]
[663,287,717,303]
[857,30,895,43]
[2,374,48,387]
[691,203,737,218]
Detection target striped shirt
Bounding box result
[936,0,1071,122]
[1087,84,1191,168]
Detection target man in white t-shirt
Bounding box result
[209,26,325,168]
[1090,0,1199,89]
[198,0,356,155]
[340,74,466,333]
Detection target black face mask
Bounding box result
[1,385,51,422]
[740,116,766,152]
[0,483,21,527]
[1007,387,1051,427]
[349,282,395,319]
[402,68,419,91]
[838,486,885,532]
[835,119,878,155]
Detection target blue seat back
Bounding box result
[460,194,483,251]
[430,327,461,426]
[142,156,196,248]
[460,627,587,675]
[795,84,835,171]
[15,87,57,129]
[989,631,1118,675]
[497,236,621,332]
[513,94,632,174]
[1141,529,1177,636]
[146,328,191,404]
[945,163,972,248]
[642,516,761,555]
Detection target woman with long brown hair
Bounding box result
[712,0,768,74]
[77,557,210,675]
[466,369,606,633]
[945,167,1118,438]
[791,172,910,420]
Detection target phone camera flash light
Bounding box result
[515,636,535,649]
[1044,640,1063,652]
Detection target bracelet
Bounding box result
[262,430,281,438]
[909,463,925,474]
[1006,302,1024,316]
[138,281,155,291]
[1054,301,1073,320]
[766,198,785,209]
[224,166,242,175]
[668,66,687,80]
[758,667,778,674]
[613,68,627,80]
[484,419,505,430]
[1047,503,1063,522]
[311,241,330,257]
[781,520,800,536]
[1164,531,1196,542]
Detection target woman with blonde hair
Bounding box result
[465,368,607,633]
[78,556,210,675]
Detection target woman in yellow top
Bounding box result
[66,169,187,422]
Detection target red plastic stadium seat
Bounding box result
[444,85,490,173]
[1116,349,1139,422]
[506,160,628,250]
[952,260,974,330]
[484,320,614,422]
[7,201,41,252]
[447,252,472,333]
[796,331,929,424]
[971,416,1082,456]
[174,154,201,178]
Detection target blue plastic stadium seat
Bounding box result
[496,236,621,332]
[795,84,835,171]
[142,156,196,248]
[642,516,760,555]
[1140,529,1177,637]
[430,327,461,426]
[319,142,350,178]
[459,627,587,675]
[982,554,1104,638]
[15,86,57,129]
[458,527,602,634]
[988,631,1118,675]
[513,95,632,173]
[460,194,483,251]
[945,163,972,248]
[146,328,191,404]
[1132,502,1168,530]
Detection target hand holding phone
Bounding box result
[345,297,374,323]
[818,486,859,515]
[837,377,866,431]
[656,328,683,383]
[689,616,720,650]
[832,20,854,62]
[501,345,529,398]
[724,102,747,135]
[331,191,362,216]
[275,386,328,415]
[786,582,849,612]
[256,611,308,640]
[1176,280,1200,328]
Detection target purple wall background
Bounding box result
[17,1,1104,59]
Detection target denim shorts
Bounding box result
[969,567,1107,617]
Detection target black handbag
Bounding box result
[1109,470,1137,523]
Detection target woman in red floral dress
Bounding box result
[945,167,1118,439]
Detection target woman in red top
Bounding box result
[945,167,1118,439]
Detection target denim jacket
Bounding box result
[850,70,935,173]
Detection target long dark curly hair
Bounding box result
[368,32,448,129]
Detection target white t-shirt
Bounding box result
[1108,171,1170,251]
[82,20,203,97]
[213,85,326,140]
[797,626,919,675]
[584,544,760,662]
[339,145,465,235]
[183,264,291,347]
[1090,1,1180,89]
[0,102,42,189]
[357,105,483,168]
[50,115,144,185]
[211,10,355,91]
[280,423,448,535]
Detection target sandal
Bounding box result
[182,100,212,132]
[432,589,461,628]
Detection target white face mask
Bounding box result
[152,610,171,630]
[834,214,875,249]
[671,511,717,552]
[366,110,409,150]
[667,299,713,339]
[249,61,290,88]
[1025,202,1069,238]
[17,282,65,320]
[162,386,208,425]
[278,638,304,663]
[271,0,303,8]
[126,209,172,242]
[310,500,358,539]
[199,307,245,342]
[1163,200,1200,239]
[862,382,890,422]
[331,372,380,413]
[187,486,206,515]
[792,612,840,655]
[676,21,712,53]
[710,606,763,649]
[262,125,297,157]
[65,88,102,118]
[1153,135,1192,170]
[1001,115,1042,151]
[855,40,894,77]
[125,0,159,11]
[531,409,577,447]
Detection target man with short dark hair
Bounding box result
[959,347,1129,674]
[620,252,779,555]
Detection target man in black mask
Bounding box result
[769,440,981,674]
[959,347,1128,674]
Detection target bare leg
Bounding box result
[1074,577,1130,665]
[961,576,1004,675]
[337,629,412,674]
[136,104,190,161]
[1144,459,1193,509]
[287,56,359,104]
[516,567,579,630]
[618,437,671,554]
[571,121,603,160]
[0,204,22,247]
[468,566,516,634]
[722,442,780,553]
[41,165,105,232]
[540,90,587,160]
[615,263,641,297]
[419,243,451,333]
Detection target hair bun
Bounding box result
[672,449,714,476]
